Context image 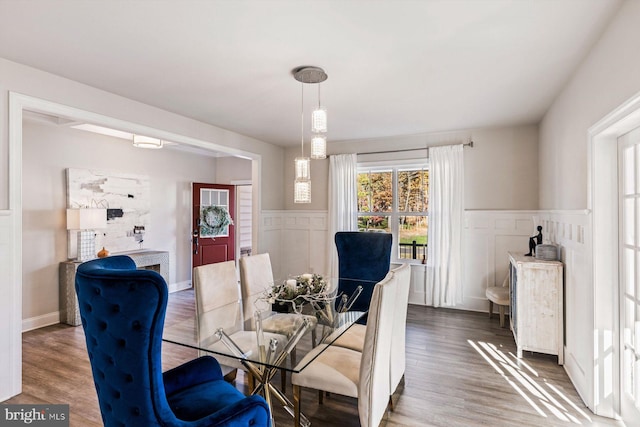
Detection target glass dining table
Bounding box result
[162,278,368,426]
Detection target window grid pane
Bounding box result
[357,171,392,213]
[358,165,428,261]
[398,169,429,213]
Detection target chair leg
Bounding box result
[318,390,324,404]
[498,305,505,328]
[488,300,493,319]
[311,329,317,347]
[293,385,302,427]
[281,347,297,393]
[248,373,255,394]
[223,368,237,383]
[389,395,394,411]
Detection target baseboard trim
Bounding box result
[169,280,191,293]
[22,311,60,332]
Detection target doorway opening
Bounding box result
[7,92,262,399]
[590,90,640,424]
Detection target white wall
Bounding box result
[21,119,233,327]
[539,0,640,209]
[284,124,539,211]
[215,156,252,184]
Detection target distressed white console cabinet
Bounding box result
[508,252,564,365]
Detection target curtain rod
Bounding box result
[355,140,473,156]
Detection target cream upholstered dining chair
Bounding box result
[324,263,411,409]
[239,253,318,392]
[486,273,510,327]
[193,260,287,382]
[291,271,397,427]
[238,253,318,345]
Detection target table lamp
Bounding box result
[67,208,107,261]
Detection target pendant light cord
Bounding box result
[300,81,304,157]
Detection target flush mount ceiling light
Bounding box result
[133,134,163,149]
[292,66,328,203]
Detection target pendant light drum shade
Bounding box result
[294,179,311,204]
[311,107,327,133]
[295,157,311,180]
[310,135,327,159]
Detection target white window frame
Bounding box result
[357,159,429,264]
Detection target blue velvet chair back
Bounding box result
[335,231,392,314]
[75,255,270,427]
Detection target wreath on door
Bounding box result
[200,205,234,237]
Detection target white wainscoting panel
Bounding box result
[263,210,544,313]
[259,211,327,280]
[0,211,21,400]
[461,211,538,312]
[538,210,592,410]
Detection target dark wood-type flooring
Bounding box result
[5,289,623,427]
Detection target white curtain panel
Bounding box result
[327,153,358,278]
[426,144,464,307]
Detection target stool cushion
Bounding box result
[486,286,509,305]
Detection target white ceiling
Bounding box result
[0,0,623,147]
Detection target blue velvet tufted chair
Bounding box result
[75,255,270,427]
[335,231,392,317]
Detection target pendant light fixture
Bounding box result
[293,66,328,203]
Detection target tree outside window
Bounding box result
[357,166,428,261]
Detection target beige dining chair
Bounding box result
[486,273,510,327]
[291,271,397,427]
[323,263,411,409]
[194,260,287,384]
[239,253,318,391]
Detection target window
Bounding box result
[357,163,429,262]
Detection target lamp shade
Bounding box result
[67,208,107,230]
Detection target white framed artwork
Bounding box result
[66,168,151,256]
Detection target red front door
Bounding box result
[192,183,235,268]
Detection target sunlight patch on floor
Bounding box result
[468,340,593,424]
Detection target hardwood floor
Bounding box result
[5,289,623,427]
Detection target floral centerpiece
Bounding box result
[264,273,331,313]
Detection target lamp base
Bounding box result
[77,230,96,262]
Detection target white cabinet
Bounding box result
[508,252,564,365]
